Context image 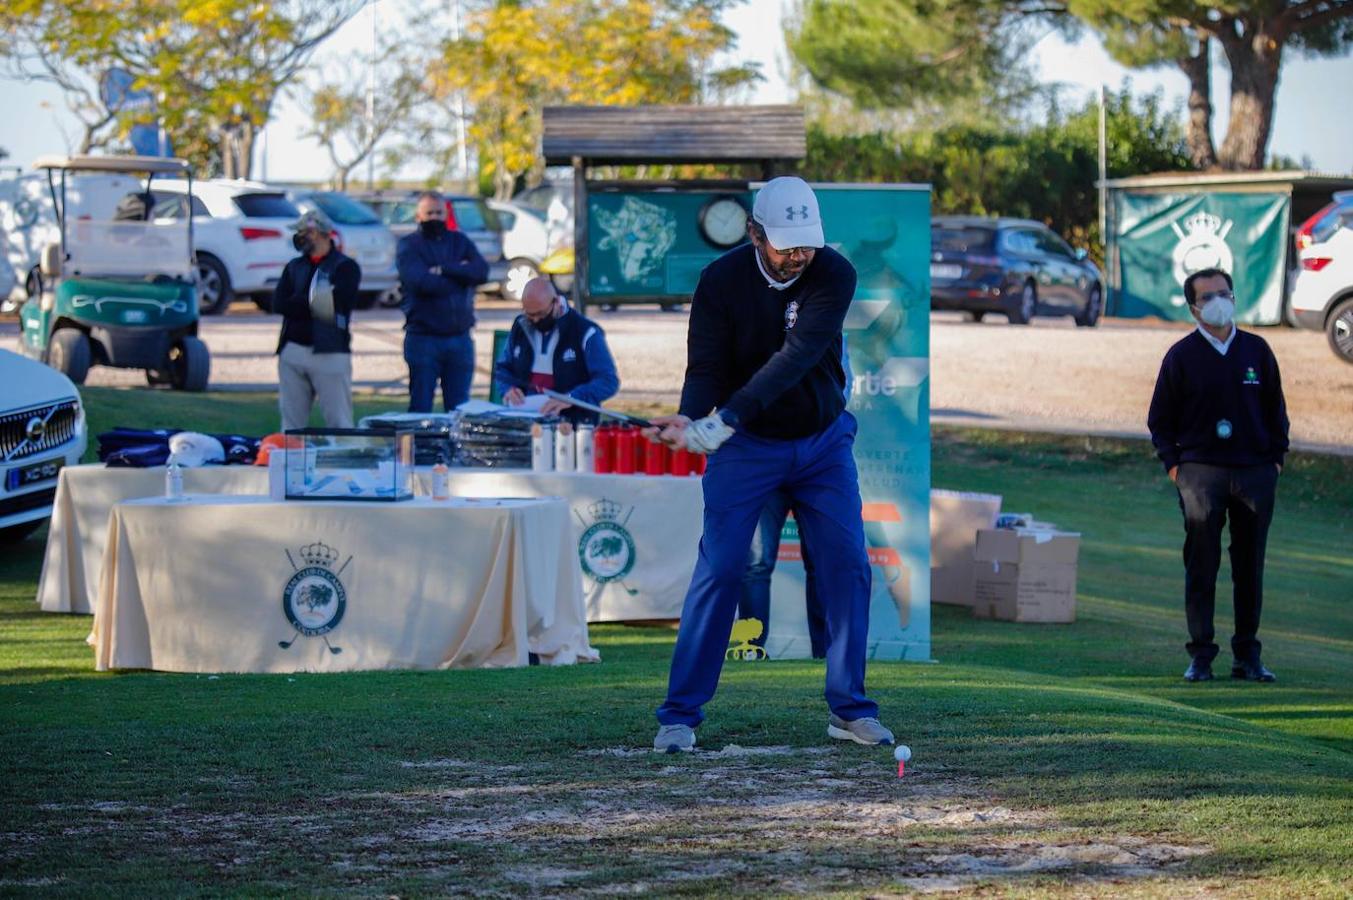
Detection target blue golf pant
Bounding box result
[657,412,876,727]
[740,489,829,656]
[405,331,475,413]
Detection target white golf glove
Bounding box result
[685,413,735,455]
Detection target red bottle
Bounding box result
[613,426,637,474]
[669,447,691,477]
[634,429,647,474]
[644,440,667,475]
[692,453,707,476]
[594,425,613,474]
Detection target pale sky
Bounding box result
[2,0,1350,183]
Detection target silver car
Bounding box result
[353,190,507,302]
[286,190,399,309]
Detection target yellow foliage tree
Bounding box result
[434,0,759,198]
[2,0,363,176]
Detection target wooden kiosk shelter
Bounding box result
[541,105,806,310]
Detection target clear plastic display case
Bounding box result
[283,428,414,501]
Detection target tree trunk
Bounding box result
[1216,20,1283,171]
[1177,34,1216,170]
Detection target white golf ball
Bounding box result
[893,744,912,762]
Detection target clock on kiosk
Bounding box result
[698,195,749,248]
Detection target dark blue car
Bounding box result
[930,216,1103,326]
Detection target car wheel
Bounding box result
[379,284,404,308]
[1075,286,1102,327]
[195,254,232,315]
[963,311,986,323]
[355,291,381,310]
[48,328,91,383]
[502,258,541,302]
[660,303,685,312]
[168,336,211,391]
[0,520,45,545]
[1007,282,1036,325]
[1327,297,1353,364]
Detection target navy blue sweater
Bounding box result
[1147,328,1290,472]
[396,228,489,336]
[679,244,856,440]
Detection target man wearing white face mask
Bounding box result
[1148,268,1289,685]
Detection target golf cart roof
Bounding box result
[32,155,191,175]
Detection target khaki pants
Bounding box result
[278,343,353,431]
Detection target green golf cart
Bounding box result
[18,155,210,391]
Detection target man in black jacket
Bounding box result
[1147,268,1290,684]
[396,191,489,412]
[494,277,619,420]
[645,177,891,753]
[273,210,361,431]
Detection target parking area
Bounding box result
[3,304,1349,453]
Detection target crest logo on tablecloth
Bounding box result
[278,542,351,655]
[576,498,638,593]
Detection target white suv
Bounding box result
[150,180,302,315]
[1,348,87,544]
[1291,191,1353,364]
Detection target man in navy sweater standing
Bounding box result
[645,177,891,752]
[1148,268,1289,684]
[396,191,489,412]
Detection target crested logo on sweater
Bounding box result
[1242,366,1260,385]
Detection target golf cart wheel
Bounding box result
[48,328,91,384]
[1008,281,1036,325]
[169,336,210,391]
[1328,297,1353,364]
[1075,285,1102,328]
[963,311,986,323]
[355,291,381,310]
[503,258,541,302]
[195,253,232,315]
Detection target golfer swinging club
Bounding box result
[645,176,893,752]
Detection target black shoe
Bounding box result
[1183,658,1213,682]
[1231,659,1276,682]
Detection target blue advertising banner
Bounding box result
[763,184,932,662]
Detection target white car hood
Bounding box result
[0,348,81,410]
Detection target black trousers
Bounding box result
[1174,462,1278,664]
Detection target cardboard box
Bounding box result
[972,528,1080,623]
[929,490,1002,607]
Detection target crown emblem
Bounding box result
[1183,211,1222,236]
[587,499,622,522]
[299,542,339,568]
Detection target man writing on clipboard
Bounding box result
[493,276,621,422]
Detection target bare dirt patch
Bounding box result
[10,748,1211,895]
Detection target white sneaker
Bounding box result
[653,723,696,753]
[828,714,894,746]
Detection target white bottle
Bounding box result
[431,457,451,501]
[554,421,576,472]
[165,461,184,501]
[576,424,595,473]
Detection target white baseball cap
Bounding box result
[168,431,225,467]
[752,176,824,250]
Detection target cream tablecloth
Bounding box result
[40,464,702,621]
[92,495,595,672]
[38,465,267,614]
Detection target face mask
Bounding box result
[292,233,313,254]
[419,219,447,239]
[1199,296,1235,328]
[533,313,556,334]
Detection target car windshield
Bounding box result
[233,193,300,219]
[932,226,995,253]
[310,192,381,225]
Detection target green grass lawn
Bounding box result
[1,390,1350,897]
